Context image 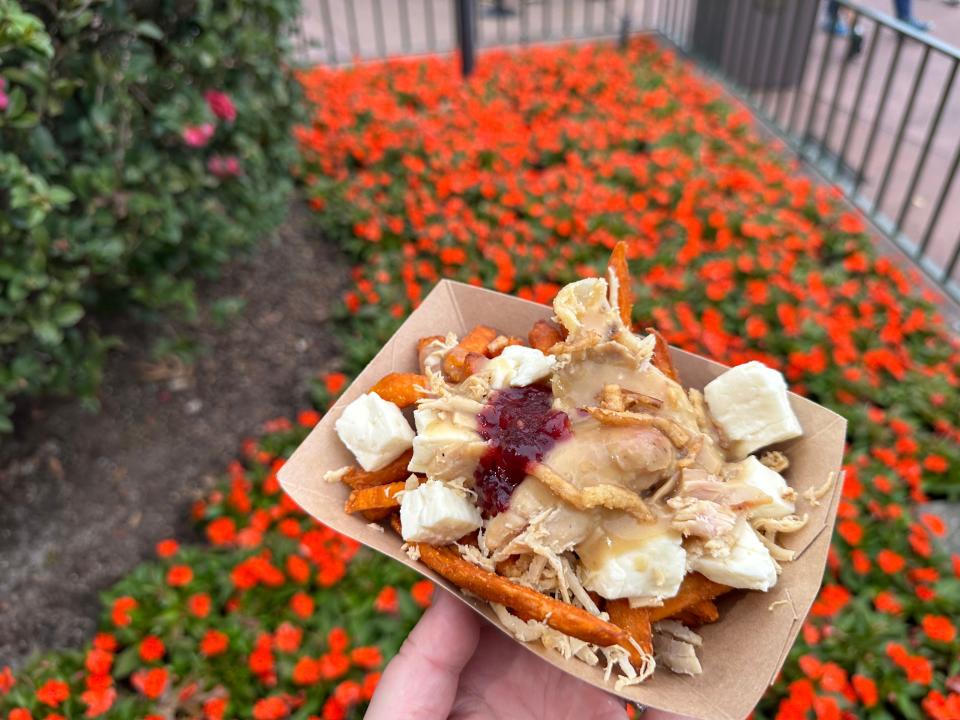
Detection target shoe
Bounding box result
[902,17,932,31]
[822,18,850,36]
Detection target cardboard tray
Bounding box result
[279,279,847,720]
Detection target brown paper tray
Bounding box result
[278,279,847,720]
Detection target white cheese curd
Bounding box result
[692,522,778,591]
[733,456,796,519]
[577,515,686,603]
[703,361,803,459]
[334,392,415,471]
[400,480,482,545]
[407,405,487,480]
[484,345,557,389]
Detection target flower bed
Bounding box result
[2,38,959,720]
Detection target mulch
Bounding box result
[0,201,346,668]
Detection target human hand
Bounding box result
[364,589,691,720]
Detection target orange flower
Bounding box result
[297,409,321,427]
[203,697,228,720]
[110,596,137,627]
[138,635,165,663]
[188,592,212,618]
[361,671,381,701]
[200,629,229,657]
[323,372,348,395]
[206,517,237,545]
[350,646,383,669]
[290,592,314,619]
[1,665,16,694]
[411,580,434,608]
[922,615,957,643]
[166,564,193,587]
[274,622,303,653]
[874,590,902,615]
[36,679,69,708]
[877,549,905,574]
[810,585,850,617]
[252,696,289,720]
[373,586,398,614]
[155,539,179,558]
[292,657,321,686]
[84,649,112,676]
[131,668,168,699]
[852,674,878,707]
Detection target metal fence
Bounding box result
[296,0,960,306]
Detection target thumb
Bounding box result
[365,589,481,719]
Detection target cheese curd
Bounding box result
[691,521,778,591]
[733,456,795,519]
[400,480,482,545]
[703,361,803,459]
[484,345,557,389]
[407,398,487,480]
[577,515,686,603]
[334,392,415,471]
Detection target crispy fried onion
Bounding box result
[584,406,690,448]
[599,383,663,412]
[759,450,790,473]
[752,513,809,536]
[529,464,654,522]
[802,470,840,507]
[755,530,796,564]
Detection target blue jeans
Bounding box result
[828,0,911,21]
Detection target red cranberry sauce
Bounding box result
[474,385,571,515]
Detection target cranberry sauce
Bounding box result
[474,385,571,515]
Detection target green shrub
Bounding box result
[0,0,301,430]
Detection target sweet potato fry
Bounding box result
[646,327,680,382]
[671,600,720,628]
[649,573,730,623]
[605,599,653,667]
[486,334,524,357]
[344,481,405,514]
[369,372,428,408]
[443,325,499,382]
[391,517,627,648]
[528,319,565,353]
[607,241,634,329]
[341,449,413,490]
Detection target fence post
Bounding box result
[455,0,476,77]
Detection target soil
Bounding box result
[0,201,348,669]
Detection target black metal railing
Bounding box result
[295,0,638,66]
[295,0,960,307]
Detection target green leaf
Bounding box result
[5,87,27,118]
[134,21,164,41]
[53,303,84,327]
[32,320,62,345]
[48,186,75,206]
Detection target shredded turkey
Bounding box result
[654,621,703,676]
[667,496,738,539]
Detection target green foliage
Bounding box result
[0,0,302,429]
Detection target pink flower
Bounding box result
[182,123,215,147]
[0,77,8,112]
[204,90,237,122]
[207,155,242,178]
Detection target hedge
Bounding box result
[0,0,301,430]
